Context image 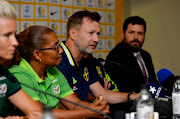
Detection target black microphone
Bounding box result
[98,58,150,80]
[10,76,111,119]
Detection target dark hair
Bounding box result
[17,25,54,62]
[67,9,101,38]
[123,16,146,33]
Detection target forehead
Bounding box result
[81,17,100,31]
[44,32,59,43]
[127,23,145,32]
[0,17,16,34]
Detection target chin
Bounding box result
[87,50,94,54]
[56,61,61,66]
[3,56,13,61]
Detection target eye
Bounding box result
[138,32,144,35]
[4,33,12,37]
[129,31,134,34]
[97,32,100,36]
[89,32,93,35]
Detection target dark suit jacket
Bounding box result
[104,42,158,93]
[104,42,158,113]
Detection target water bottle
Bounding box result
[136,86,154,119]
[172,76,180,119]
[41,106,56,119]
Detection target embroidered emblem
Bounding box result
[52,78,58,83]
[0,76,6,81]
[83,67,89,81]
[96,66,103,78]
[73,77,77,84]
[53,85,60,95]
[0,84,7,94]
[72,84,78,92]
[72,77,78,92]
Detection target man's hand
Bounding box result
[90,95,110,117]
[96,95,110,114]
[28,111,42,119]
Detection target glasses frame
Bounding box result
[38,43,61,52]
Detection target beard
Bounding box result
[75,38,94,54]
[122,38,144,52]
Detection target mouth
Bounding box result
[89,45,97,49]
[132,41,139,44]
[57,55,62,60]
[131,41,140,46]
[9,50,16,54]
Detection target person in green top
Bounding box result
[9,25,109,119]
[0,0,42,118]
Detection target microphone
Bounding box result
[99,58,172,99]
[100,58,173,118]
[98,58,149,80]
[10,77,111,119]
[157,68,176,97]
[147,83,166,99]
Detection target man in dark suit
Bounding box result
[104,16,158,113]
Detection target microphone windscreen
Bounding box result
[157,68,176,96]
[157,68,174,85]
[147,83,166,99]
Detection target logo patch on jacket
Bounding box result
[53,85,60,95]
[96,66,103,78]
[0,84,7,96]
[83,67,89,81]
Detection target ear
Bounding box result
[121,32,125,39]
[32,50,41,61]
[69,28,77,40]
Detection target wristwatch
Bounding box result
[127,92,135,103]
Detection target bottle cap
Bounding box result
[43,106,52,111]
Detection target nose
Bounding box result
[58,47,64,54]
[11,34,18,47]
[93,34,99,43]
[134,33,138,39]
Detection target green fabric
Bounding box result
[9,58,74,109]
[0,64,21,117]
[104,69,119,92]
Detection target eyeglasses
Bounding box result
[38,43,61,53]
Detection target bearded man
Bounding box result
[104,16,158,113]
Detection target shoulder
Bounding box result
[140,49,152,57]
[49,67,67,81]
[106,42,129,61]
[108,42,126,55]
[57,52,70,68]
[49,67,64,76]
[0,64,8,70]
[10,65,28,74]
[9,65,34,82]
[0,65,21,97]
[0,64,11,78]
[109,42,122,52]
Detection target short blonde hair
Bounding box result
[0,0,16,19]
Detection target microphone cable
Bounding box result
[98,58,169,92]
[11,77,111,119]
[98,58,150,80]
